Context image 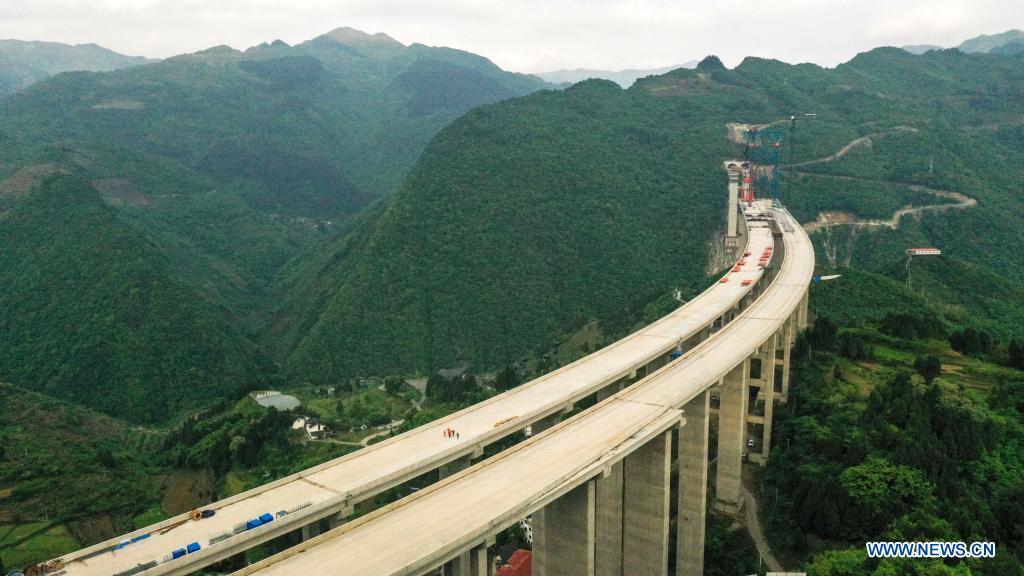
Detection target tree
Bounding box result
[495,365,520,392]
[950,328,992,356]
[837,331,871,360]
[1008,340,1024,370]
[808,315,838,351]
[384,376,404,395]
[914,354,942,383]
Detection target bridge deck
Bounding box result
[235,205,814,576]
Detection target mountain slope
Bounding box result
[0,39,151,98]
[0,174,273,422]
[0,28,551,219]
[0,29,553,421]
[279,72,742,378]
[279,49,1024,379]
[958,29,1024,53]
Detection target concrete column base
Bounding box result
[595,463,623,576]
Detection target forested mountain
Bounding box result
[0,39,151,98]
[0,27,549,219]
[0,28,549,422]
[958,29,1024,53]
[0,175,273,422]
[278,49,1024,381]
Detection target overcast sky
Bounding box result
[1,0,1021,72]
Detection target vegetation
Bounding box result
[0,174,274,422]
[0,39,149,98]
[280,49,1024,381]
[0,27,548,424]
[763,314,1024,575]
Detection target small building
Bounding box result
[291,416,332,440]
[907,247,941,256]
[496,549,532,576]
[519,518,533,544]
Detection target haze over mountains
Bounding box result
[0,39,151,97]
[902,28,1024,55]
[535,62,698,87]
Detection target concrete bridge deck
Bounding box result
[230,205,814,576]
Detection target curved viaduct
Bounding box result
[52,199,812,576]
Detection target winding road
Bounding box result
[787,127,977,232]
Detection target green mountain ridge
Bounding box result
[0,39,151,98]
[278,48,1024,381]
[0,28,552,422]
[0,174,274,422]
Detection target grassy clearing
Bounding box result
[0,522,79,569]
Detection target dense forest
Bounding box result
[279,49,1024,380]
[0,28,549,423]
[761,302,1024,575]
[0,39,149,98]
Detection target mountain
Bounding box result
[277,49,1024,381]
[535,62,698,87]
[957,29,1024,53]
[0,27,552,221]
[0,28,551,421]
[899,44,942,55]
[0,39,151,97]
[0,174,274,422]
[990,41,1024,56]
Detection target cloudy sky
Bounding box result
[0,0,1021,72]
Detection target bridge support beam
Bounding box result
[533,481,596,576]
[326,508,352,531]
[797,289,810,330]
[300,520,321,542]
[622,429,672,575]
[714,360,748,515]
[470,544,489,576]
[595,462,623,576]
[677,390,710,576]
[755,334,778,466]
[596,381,624,403]
[780,313,795,403]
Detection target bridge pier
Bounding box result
[533,481,596,576]
[595,463,624,576]
[797,290,809,330]
[622,429,672,575]
[470,544,489,576]
[300,520,321,542]
[747,334,778,466]
[780,313,795,402]
[677,390,710,576]
[713,360,747,515]
[595,381,624,403]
